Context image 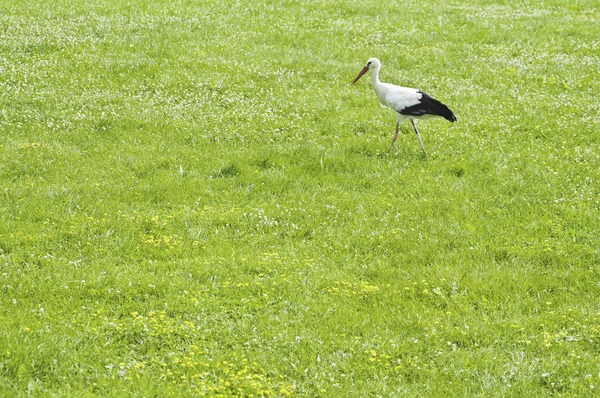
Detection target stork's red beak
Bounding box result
[352,66,369,84]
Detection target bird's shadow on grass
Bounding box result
[211,162,241,178]
[349,144,427,161]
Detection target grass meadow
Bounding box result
[1,0,600,396]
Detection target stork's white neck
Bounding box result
[370,63,381,87]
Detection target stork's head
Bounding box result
[352,58,380,84]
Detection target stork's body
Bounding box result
[353,58,456,156]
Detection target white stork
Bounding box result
[352,58,456,156]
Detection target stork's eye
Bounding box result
[367,62,372,66]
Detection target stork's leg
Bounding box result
[411,120,427,156]
[388,122,400,153]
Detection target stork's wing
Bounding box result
[398,91,457,122]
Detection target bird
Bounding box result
[352,58,456,156]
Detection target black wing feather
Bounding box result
[399,91,456,122]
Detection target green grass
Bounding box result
[1,0,600,396]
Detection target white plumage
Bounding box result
[353,58,456,156]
